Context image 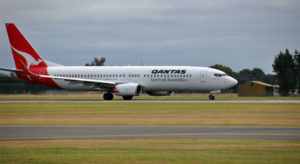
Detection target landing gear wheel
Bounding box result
[103,92,113,100]
[209,94,215,100]
[123,96,133,100]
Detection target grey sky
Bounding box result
[0,0,299,74]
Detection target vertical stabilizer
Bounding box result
[6,23,47,71]
[5,23,60,88]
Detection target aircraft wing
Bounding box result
[39,74,116,88]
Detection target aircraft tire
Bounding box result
[122,96,133,100]
[103,92,113,100]
[209,95,215,100]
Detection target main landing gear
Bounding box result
[103,93,133,100]
[209,94,215,100]
[122,96,133,100]
[103,92,113,100]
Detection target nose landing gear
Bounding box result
[209,94,215,100]
[209,90,220,100]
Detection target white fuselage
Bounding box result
[47,66,237,92]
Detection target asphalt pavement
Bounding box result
[1,126,299,140]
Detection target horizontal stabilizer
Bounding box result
[0,67,24,73]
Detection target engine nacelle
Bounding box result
[146,91,174,96]
[114,83,142,96]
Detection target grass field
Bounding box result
[1,139,300,164]
[1,95,300,164]
[0,93,300,100]
[0,102,299,126]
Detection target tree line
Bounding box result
[0,57,106,94]
[0,73,54,94]
[209,64,276,93]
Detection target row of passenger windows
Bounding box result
[54,74,192,78]
[54,74,126,78]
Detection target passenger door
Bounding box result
[200,71,207,83]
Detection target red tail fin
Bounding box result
[6,23,47,71]
[5,23,60,89]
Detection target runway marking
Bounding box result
[1,132,299,141]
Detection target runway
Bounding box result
[1,100,300,103]
[1,126,299,140]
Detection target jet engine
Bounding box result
[114,83,142,96]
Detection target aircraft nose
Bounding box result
[229,77,238,87]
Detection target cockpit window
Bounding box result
[214,73,226,77]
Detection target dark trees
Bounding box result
[209,64,276,93]
[85,57,106,66]
[294,50,300,93]
[272,49,297,96]
[0,73,53,94]
[210,65,276,86]
[209,64,237,78]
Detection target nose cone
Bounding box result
[228,76,238,87]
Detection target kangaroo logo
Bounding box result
[11,46,43,68]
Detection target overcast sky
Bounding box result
[0,0,299,74]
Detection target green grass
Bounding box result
[1,102,299,126]
[1,99,299,164]
[0,139,300,164]
[0,93,299,100]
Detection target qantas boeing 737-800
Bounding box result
[0,23,237,100]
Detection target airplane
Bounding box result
[0,23,238,100]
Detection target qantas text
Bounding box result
[151,70,186,74]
